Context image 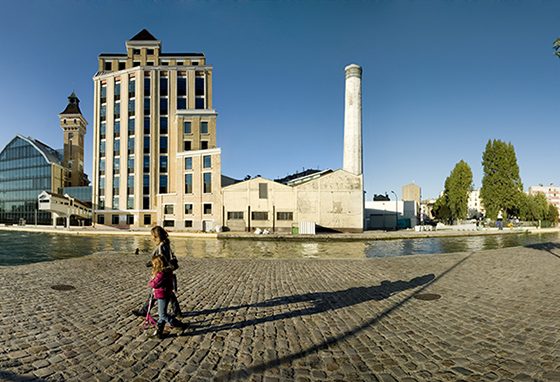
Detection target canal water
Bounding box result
[1,231,559,266]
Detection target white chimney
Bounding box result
[343,64,362,176]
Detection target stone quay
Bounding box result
[1,242,559,381]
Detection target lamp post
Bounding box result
[391,190,398,230]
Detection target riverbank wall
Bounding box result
[0,223,558,241]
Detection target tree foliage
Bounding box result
[480,140,523,219]
[433,160,473,224]
[519,192,559,224]
[554,38,560,59]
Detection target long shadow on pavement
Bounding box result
[185,274,435,336]
[213,252,474,381]
[525,242,560,260]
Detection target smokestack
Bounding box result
[343,64,362,176]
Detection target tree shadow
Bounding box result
[184,274,435,336]
[525,242,560,260]
[0,370,47,382]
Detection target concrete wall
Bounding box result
[222,170,364,233]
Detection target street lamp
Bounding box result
[391,190,398,230]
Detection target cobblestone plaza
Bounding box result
[1,243,560,381]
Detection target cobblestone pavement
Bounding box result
[1,242,560,381]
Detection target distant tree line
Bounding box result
[433,139,558,226]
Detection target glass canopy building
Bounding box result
[0,135,65,224]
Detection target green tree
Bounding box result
[433,160,473,224]
[547,204,559,224]
[480,139,523,219]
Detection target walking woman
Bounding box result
[132,226,182,318]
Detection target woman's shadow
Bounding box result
[182,274,435,336]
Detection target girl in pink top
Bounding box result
[148,255,178,338]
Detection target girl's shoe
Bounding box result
[156,322,165,339]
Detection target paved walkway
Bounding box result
[1,243,560,381]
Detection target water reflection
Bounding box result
[1,231,559,266]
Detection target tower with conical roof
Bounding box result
[59,92,88,186]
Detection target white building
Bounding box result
[364,200,418,230]
[528,184,560,214]
[467,189,485,218]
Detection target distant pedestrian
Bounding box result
[132,226,182,318]
[148,254,180,338]
[497,210,503,230]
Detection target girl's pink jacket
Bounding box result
[148,271,173,299]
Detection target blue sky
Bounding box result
[0,0,559,199]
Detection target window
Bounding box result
[127,137,134,155]
[184,204,193,215]
[99,141,106,157]
[185,174,193,194]
[143,196,150,209]
[112,215,119,225]
[185,157,192,170]
[177,77,187,96]
[177,98,187,110]
[113,139,120,157]
[128,79,136,98]
[144,214,151,225]
[113,176,120,196]
[144,98,151,115]
[128,118,135,135]
[252,212,268,220]
[228,211,244,220]
[143,155,150,173]
[100,104,107,121]
[128,100,135,116]
[114,81,121,101]
[163,220,175,227]
[127,214,134,224]
[99,159,106,176]
[159,156,168,173]
[144,77,151,96]
[160,76,168,96]
[160,117,168,134]
[203,155,211,168]
[127,196,134,210]
[127,175,134,195]
[143,175,149,194]
[184,220,193,228]
[183,121,192,134]
[259,183,268,199]
[277,212,293,221]
[203,203,212,215]
[147,48,154,55]
[114,102,120,119]
[97,215,105,224]
[203,172,212,193]
[201,141,208,150]
[184,141,192,151]
[100,85,107,104]
[127,157,134,174]
[195,76,205,96]
[160,98,168,115]
[159,175,168,193]
[113,159,120,175]
[114,121,120,138]
[133,48,141,55]
[133,61,140,67]
[100,121,106,139]
[112,195,119,209]
[143,137,150,154]
[200,121,209,134]
[195,97,205,109]
[160,137,168,154]
[144,117,150,134]
[104,61,112,71]
[164,204,174,214]
[118,62,126,70]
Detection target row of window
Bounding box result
[100,72,205,116]
[103,58,202,71]
[227,211,294,221]
[100,119,209,139]
[164,203,213,215]
[99,155,212,177]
